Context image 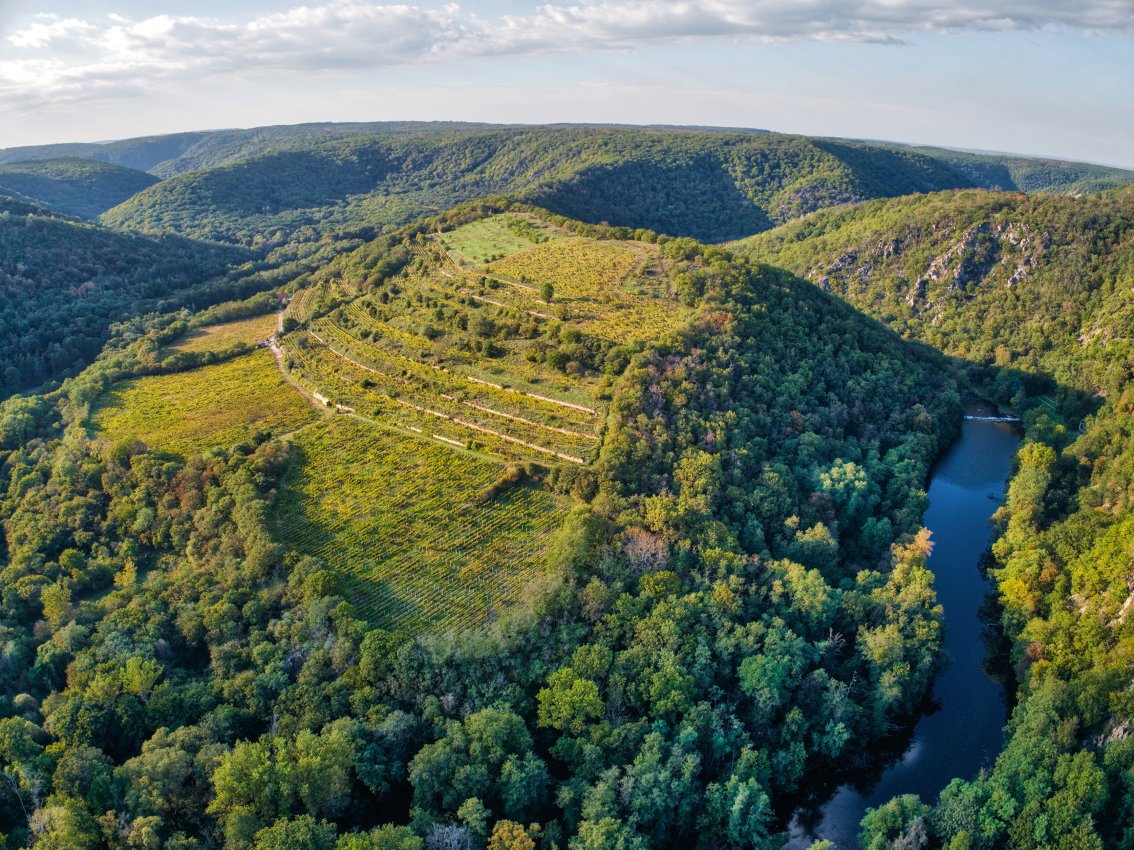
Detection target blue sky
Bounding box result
[1,0,1131,168]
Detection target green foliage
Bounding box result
[0,157,158,218]
[736,185,1134,848]
[0,210,248,396]
[0,198,1055,850]
[338,825,422,850]
[409,709,549,823]
[93,124,1120,247]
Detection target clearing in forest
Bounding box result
[91,350,318,458]
[274,416,570,632]
[440,212,557,263]
[167,313,278,355]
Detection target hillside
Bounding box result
[92,124,1133,247]
[97,127,970,245]
[736,187,1134,848]
[889,145,1134,194]
[734,187,1134,401]
[0,158,159,218]
[0,208,249,395]
[0,121,494,176]
[0,200,974,849]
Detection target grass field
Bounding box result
[91,350,318,458]
[275,416,570,632]
[168,314,277,354]
[441,213,556,263]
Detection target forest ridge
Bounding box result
[0,123,1131,850]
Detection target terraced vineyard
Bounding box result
[486,237,692,342]
[262,211,704,630]
[275,416,569,631]
[280,325,597,463]
[167,313,278,354]
[91,349,318,458]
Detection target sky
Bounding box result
[0,0,1132,168]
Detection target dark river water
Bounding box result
[785,417,1021,848]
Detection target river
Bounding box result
[785,417,1021,848]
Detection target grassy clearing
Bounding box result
[275,416,569,632]
[168,314,277,354]
[441,213,556,264]
[91,350,318,458]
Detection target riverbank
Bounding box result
[784,417,1021,848]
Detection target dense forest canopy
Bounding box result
[94,126,1133,246]
[0,160,159,219]
[0,209,252,397]
[738,187,1134,848]
[0,120,1132,850]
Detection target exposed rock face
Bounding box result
[801,214,1051,327]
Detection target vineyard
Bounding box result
[275,416,569,632]
[255,213,703,630]
[91,350,318,458]
[486,237,692,342]
[167,313,278,354]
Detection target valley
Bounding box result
[0,123,1131,850]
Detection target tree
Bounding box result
[488,820,539,850]
[337,826,422,850]
[253,816,337,850]
[539,281,554,303]
[409,709,548,821]
[537,669,604,735]
[859,795,931,850]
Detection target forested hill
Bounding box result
[0,205,963,850]
[96,128,970,244]
[0,207,250,396]
[0,122,495,176]
[736,187,1134,847]
[77,124,1129,246]
[883,145,1134,195]
[733,187,1134,401]
[0,159,159,218]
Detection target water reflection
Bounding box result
[784,419,1020,848]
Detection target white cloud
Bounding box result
[2,1,1131,110]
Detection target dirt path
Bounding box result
[462,289,553,320]
[309,328,598,418]
[267,334,334,417]
[390,396,586,464]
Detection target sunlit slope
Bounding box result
[734,187,1134,397]
[91,349,318,458]
[277,211,699,459]
[262,208,704,627]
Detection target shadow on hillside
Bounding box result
[766,266,1103,845]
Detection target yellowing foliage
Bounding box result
[91,350,318,458]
